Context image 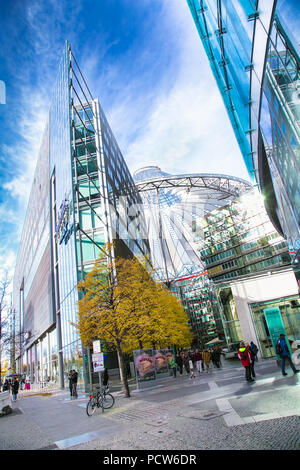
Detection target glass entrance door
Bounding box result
[251,296,300,358]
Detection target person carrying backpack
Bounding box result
[238,342,254,382]
[276,334,299,376]
[250,341,259,362]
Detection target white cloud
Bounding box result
[3,89,48,206]
[96,0,251,181]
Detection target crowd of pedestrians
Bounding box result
[171,334,299,384]
[172,346,224,379]
[1,377,20,401]
[1,335,298,401]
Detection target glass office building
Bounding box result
[187,0,300,266]
[170,272,223,347]
[12,43,149,389]
[196,189,290,282]
[193,188,298,354]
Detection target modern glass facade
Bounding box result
[170,272,224,347]
[250,295,300,358]
[195,189,291,282]
[12,42,149,390]
[187,0,300,260]
[12,120,54,382]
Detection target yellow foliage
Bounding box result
[77,246,192,353]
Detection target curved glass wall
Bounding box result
[259,6,300,251]
[195,189,290,281]
[187,0,300,254]
[187,0,256,177]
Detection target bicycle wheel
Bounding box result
[86,398,97,416]
[101,392,115,409]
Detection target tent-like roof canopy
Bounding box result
[134,167,252,282]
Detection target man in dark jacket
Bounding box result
[12,378,19,401]
[71,370,78,398]
[175,353,183,375]
[246,343,256,378]
[2,379,10,392]
[214,348,222,368]
[193,349,203,375]
[276,334,299,376]
[68,370,73,397]
[102,368,109,388]
[183,353,190,375]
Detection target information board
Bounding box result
[92,352,104,372]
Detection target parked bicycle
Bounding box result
[86,386,115,416]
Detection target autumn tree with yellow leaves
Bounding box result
[77,249,192,397]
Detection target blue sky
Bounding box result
[0,0,252,281]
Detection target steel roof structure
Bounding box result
[134,167,252,282]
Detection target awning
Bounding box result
[205,338,223,345]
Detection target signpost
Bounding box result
[92,340,101,354]
[92,341,104,413]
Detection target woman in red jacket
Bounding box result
[238,342,255,382]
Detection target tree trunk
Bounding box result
[116,345,130,398]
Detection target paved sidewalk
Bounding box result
[1,358,299,450]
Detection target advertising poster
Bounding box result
[154,350,169,375]
[92,353,104,372]
[133,349,156,382]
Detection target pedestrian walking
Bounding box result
[202,349,211,373]
[211,349,216,368]
[246,342,256,378]
[19,374,26,391]
[276,334,299,376]
[183,353,190,375]
[68,370,73,397]
[193,349,203,375]
[11,377,19,401]
[170,357,177,378]
[2,379,10,392]
[214,347,222,368]
[238,342,254,382]
[71,370,78,397]
[250,341,259,362]
[176,353,183,375]
[102,368,109,389]
[189,359,195,379]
